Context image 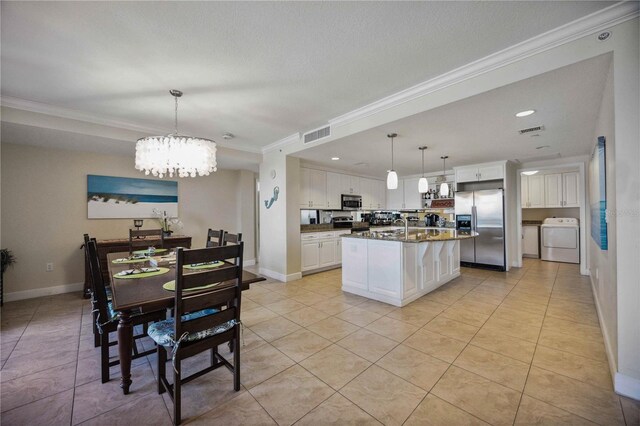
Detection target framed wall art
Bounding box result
[87,175,178,219]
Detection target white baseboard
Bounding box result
[4,282,84,303]
[614,372,640,400]
[589,272,619,391]
[258,267,302,283]
[244,259,256,266]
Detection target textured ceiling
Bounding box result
[1,1,615,152]
[294,54,612,178]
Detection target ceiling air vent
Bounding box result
[518,125,545,135]
[303,125,331,144]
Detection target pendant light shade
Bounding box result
[386,133,398,190]
[387,170,398,190]
[439,155,449,197]
[418,146,428,193]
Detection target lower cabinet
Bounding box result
[301,231,350,272]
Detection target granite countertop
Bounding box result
[343,228,478,243]
[300,222,371,233]
[522,220,543,226]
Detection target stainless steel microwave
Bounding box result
[341,194,362,211]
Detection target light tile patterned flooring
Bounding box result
[1,259,639,425]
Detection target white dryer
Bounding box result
[540,218,580,264]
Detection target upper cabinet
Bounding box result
[326,172,342,209]
[521,174,545,208]
[299,168,326,208]
[386,180,405,210]
[403,178,423,210]
[455,163,505,183]
[301,168,384,210]
[544,172,580,208]
[522,171,580,209]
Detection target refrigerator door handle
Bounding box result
[472,206,478,231]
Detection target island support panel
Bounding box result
[341,238,460,307]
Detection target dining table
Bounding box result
[106,251,265,395]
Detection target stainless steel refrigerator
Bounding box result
[455,189,506,270]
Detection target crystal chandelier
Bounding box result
[135,90,217,178]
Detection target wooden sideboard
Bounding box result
[83,235,192,298]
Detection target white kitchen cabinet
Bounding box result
[563,172,580,207]
[387,180,404,210]
[522,225,539,258]
[455,163,504,183]
[338,174,360,195]
[403,178,423,210]
[521,174,545,208]
[360,178,374,209]
[300,168,327,208]
[326,172,342,209]
[301,231,350,272]
[548,171,581,208]
[375,180,386,209]
[319,239,337,267]
[301,240,320,270]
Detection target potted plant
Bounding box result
[1,248,16,306]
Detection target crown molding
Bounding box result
[262,132,301,154]
[1,96,161,134]
[328,1,639,129]
[1,96,263,154]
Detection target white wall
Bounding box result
[0,142,256,300]
[589,59,618,369]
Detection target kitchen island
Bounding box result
[341,228,477,307]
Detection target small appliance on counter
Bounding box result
[425,213,440,227]
[369,211,399,226]
[332,216,354,229]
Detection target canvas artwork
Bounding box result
[589,136,608,250]
[87,175,178,219]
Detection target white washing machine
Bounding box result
[540,218,580,264]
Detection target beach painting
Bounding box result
[589,136,607,250]
[87,175,178,219]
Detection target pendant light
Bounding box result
[386,133,398,190]
[439,156,449,198]
[135,90,217,178]
[418,146,428,193]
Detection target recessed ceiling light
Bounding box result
[536,145,550,150]
[331,157,340,161]
[515,110,535,117]
[522,171,539,176]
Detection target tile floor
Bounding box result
[1,259,639,425]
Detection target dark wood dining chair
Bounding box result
[222,232,242,246]
[83,233,102,348]
[206,229,225,248]
[149,243,243,425]
[129,228,164,253]
[86,239,166,383]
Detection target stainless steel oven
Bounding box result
[341,194,362,211]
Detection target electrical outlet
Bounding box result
[46,262,54,272]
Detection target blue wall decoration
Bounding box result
[264,186,280,209]
[589,136,608,250]
[87,175,178,219]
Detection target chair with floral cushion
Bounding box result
[148,243,243,425]
[86,239,166,383]
[205,228,225,248]
[129,228,164,254]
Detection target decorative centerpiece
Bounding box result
[152,209,183,237]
